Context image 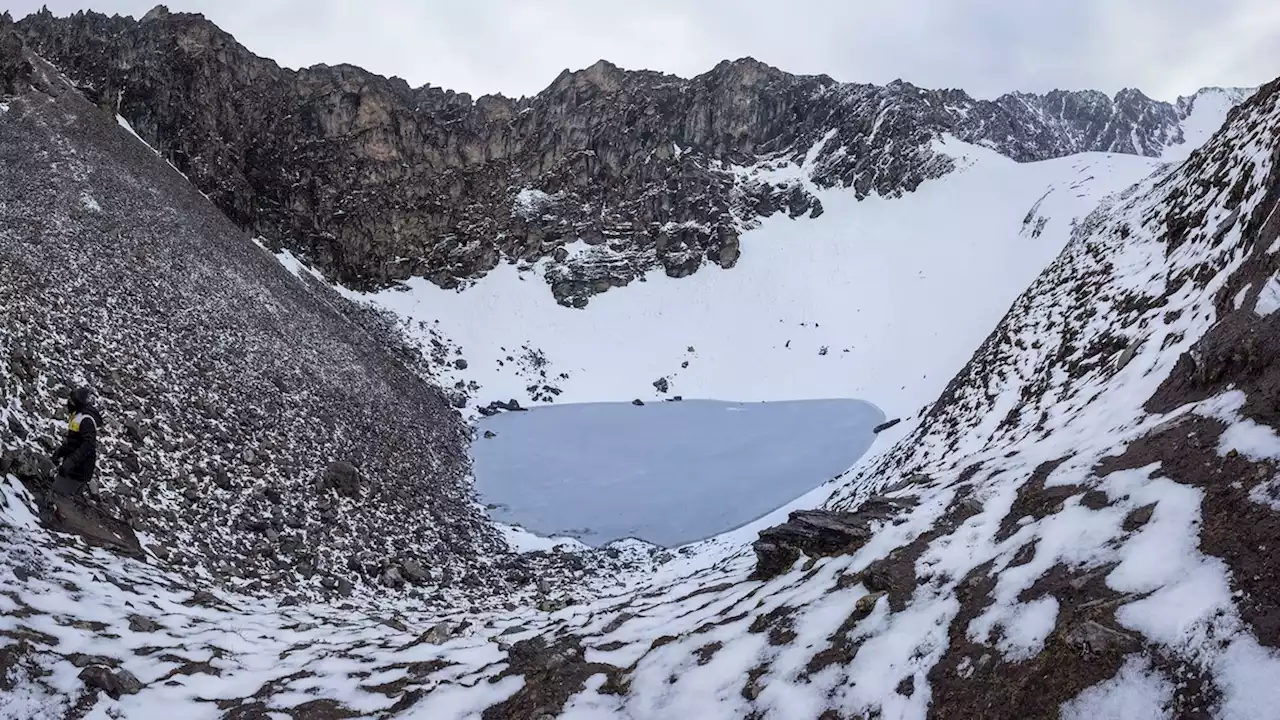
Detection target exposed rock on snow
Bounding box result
[751,497,914,580]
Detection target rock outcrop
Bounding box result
[12,7,1251,305]
[751,496,915,579]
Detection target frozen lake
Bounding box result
[471,398,885,547]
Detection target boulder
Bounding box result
[67,653,119,668]
[401,558,429,583]
[632,399,645,406]
[750,497,912,580]
[381,567,404,588]
[6,414,28,439]
[128,615,162,633]
[421,621,454,645]
[123,419,147,445]
[320,461,362,498]
[652,377,670,394]
[6,449,53,482]
[873,418,902,433]
[79,666,143,698]
[187,589,221,607]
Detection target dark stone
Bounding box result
[873,418,902,433]
[1123,503,1157,531]
[79,666,143,698]
[6,414,28,439]
[320,461,362,498]
[68,653,119,668]
[187,589,221,607]
[652,377,669,394]
[401,558,429,583]
[751,497,912,580]
[123,419,147,445]
[632,399,644,406]
[128,615,162,633]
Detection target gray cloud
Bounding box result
[8,0,1280,100]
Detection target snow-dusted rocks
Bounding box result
[0,52,503,601]
[750,496,916,580]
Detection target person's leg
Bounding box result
[51,474,81,496]
[46,475,82,521]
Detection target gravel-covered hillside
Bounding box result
[0,47,509,601]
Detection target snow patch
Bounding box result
[116,114,160,156]
[1254,273,1280,316]
[1232,283,1252,310]
[352,144,1162,433]
[1060,656,1173,720]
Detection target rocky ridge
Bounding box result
[10,7,1252,306]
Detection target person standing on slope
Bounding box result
[48,386,103,508]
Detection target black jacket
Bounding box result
[52,404,103,483]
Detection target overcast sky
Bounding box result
[9,1,1280,101]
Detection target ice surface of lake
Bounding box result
[471,399,885,547]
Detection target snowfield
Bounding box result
[471,398,884,547]
[345,138,1165,442]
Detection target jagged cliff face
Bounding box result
[9,6,1247,306]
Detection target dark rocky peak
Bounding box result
[573,58,627,91]
[11,8,1252,306]
[140,4,171,23]
[0,14,31,96]
[704,56,791,87]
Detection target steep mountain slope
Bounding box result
[10,7,1250,308]
[0,49,506,601]
[3,65,1278,720]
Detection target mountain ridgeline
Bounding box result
[5,6,1250,306]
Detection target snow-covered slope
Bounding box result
[349,139,1165,432]
[1165,87,1256,162]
